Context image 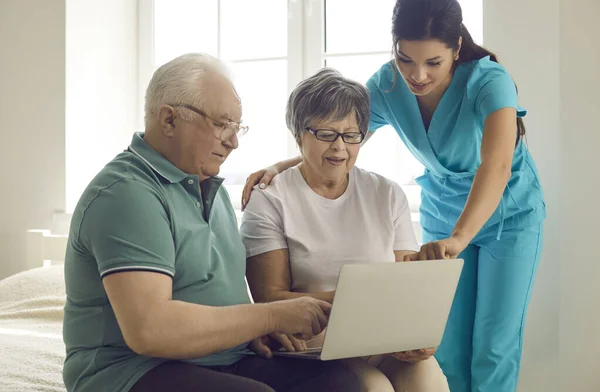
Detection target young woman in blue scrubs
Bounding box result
[242,0,546,390]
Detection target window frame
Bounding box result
[136,0,416,183]
[136,0,485,228]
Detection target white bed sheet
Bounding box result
[0,265,66,391]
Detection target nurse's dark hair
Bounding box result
[390,0,526,145]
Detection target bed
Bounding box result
[0,230,68,391]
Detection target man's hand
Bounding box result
[250,333,308,359]
[391,347,437,363]
[267,297,331,339]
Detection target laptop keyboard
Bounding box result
[277,347,322,354]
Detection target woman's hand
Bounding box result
[241,165,280,210]
[391,347,437,363]
[404,236,468,261]
[250,333,308,359]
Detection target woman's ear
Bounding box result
[455,36,463,60]
[296,132,303,150]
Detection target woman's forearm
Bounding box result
[260,289,335,305]
[451,161,511,244]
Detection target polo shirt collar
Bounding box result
[127,132,188,183]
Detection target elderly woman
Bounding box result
[240,68,449,392]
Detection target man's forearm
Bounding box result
[134,301,274,359]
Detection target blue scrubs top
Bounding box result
[367,56,546,239]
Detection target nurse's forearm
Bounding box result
[274,156,302,173]
[451,161,511,244]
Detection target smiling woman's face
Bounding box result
[299,113,361,184]
[395,38,460,97]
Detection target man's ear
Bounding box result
[158,104,176,136]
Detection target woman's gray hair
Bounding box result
[144,53,232,128]
[286,68,370,143]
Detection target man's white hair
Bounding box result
[144,53,232,128]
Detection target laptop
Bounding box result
[272,259,463,361]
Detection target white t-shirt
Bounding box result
[240,166,419,293]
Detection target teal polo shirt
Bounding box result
[63,132,251,392]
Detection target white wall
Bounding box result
[0,0,137,279]
[558,0,600,390]
[486,0,600,391]
[66,0,138,212]
[0,0,66,280]
[485,1,561,391]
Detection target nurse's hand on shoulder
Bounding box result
[404,236,468,261]
[242,165,279,210]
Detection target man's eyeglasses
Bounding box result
[171,104,249,141]
[306,128,365,144]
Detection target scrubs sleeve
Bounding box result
[366,76,390,132]
[474,66,523,122]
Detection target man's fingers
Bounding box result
[311,313,322,336]
[315,306,329,333]
[252,339,273,359]
[274,334,296,352]
[288,335,307,351]
[317,301,332,315]
[296,331,313,340]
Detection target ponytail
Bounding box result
[459,24,526,146]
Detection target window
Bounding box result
[138,0,483,213]
[322,0,421,190]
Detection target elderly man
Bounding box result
[62,53,361,392]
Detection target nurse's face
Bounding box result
[394,39,461,97]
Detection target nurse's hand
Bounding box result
[404,236,467,261]
[242,165,279,210]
